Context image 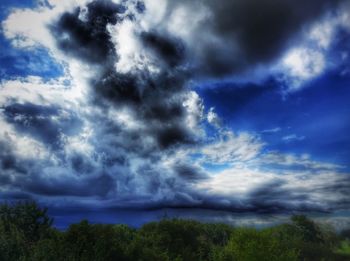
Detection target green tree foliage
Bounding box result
[0,201,54,261]
[0,202,349,261]
[214,227,299,261]
[0,201,53,243]
[288,215,342,260]
[29,230,63,261]
[0,221,27,261]
[128,219,232,261]
[291,215,325,244]
[340,228,350,240]
[62,220,136,261]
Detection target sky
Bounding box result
[0,0,350,229]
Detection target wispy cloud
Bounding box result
[261,127,282,134]
[282,134,306,142]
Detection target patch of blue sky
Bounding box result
[188,152,203,161]
[329,28,350,77]
[188,152,232,173]
[200,119,221,140]
[0,1,36,18]
[49,208,164,229]
[0,0,64,81]
[196,68,350,169]
[201,162,233,173]
[0,36,64,81]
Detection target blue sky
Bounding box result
[0,0,350,229]
[197,71,350,168]
[0,0,64,80]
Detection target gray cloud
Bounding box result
[0,141,26,175]
[163,0,344,77]
[2,103,82,150]
[50,0,124,64]
[51,0,197,152]
[24,173,115,197]
[140,31,185,68]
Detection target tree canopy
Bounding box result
[0,201,349,261]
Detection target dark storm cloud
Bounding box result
[247,180,310,213]
[92,70,143,105]
[168,0,343,77]
[51,0,125,63]
[310,175,350,210]
[2,103,82,149]
[140,31,185,68]
[0,140,28,174]
[25,173,114,197]
[0,191,33,201]
[0,148,25,174]
[155,125,194,149]
[0,136,118,199]
[174,164,208,181]
[90,69,195,149]
[70,153,95,174]
[51,0,195,150]
[106,174,350,214]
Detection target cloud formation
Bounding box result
[142,0,343,78]
[0,0,349,221]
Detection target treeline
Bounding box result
[0,202,350,261]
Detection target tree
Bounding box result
[290,215,341,260]
[0,220,27,261]
[63,220,136,261]
[291,215,324,244]
[136,219,215,261]
[0,201,54,260]
[0,201,53,244]
[215,227,298,261]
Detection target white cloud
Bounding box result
[63,124,94,157]
[277,2,350,91]
[259,152,344,171]
[2,8,52,49]
[0,118,51,161]
[107,106,144,131]
[207,107,221,128]
[196,164,349,210]
[197,167,275,196]
[281,47,325,90]
[183,91,205,132]
[2,0,91,49]
[109,19,161,75]
[199,131,263,165]
[0,76,82,108]
[309,19,335,49]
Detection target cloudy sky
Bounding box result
[0,0,350,228]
